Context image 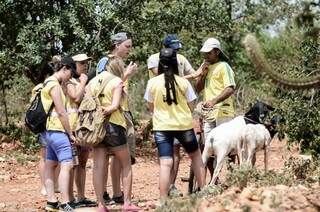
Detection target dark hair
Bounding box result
[158,48,179,105]
[38,62,55,83]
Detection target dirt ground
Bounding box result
[0,137,317,212]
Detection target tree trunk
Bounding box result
[0,83,9,125]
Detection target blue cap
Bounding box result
[162,34,182,50]
[96,57,109,74]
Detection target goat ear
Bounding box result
[266,105,275,111]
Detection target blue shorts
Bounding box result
[38,132,47,147]
[153,129,199,158]
[45,131,73,163]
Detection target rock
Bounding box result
[240,187,254,200]
[0,203,6,209]
[261,190,282,208]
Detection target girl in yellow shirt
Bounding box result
[144,48,205,200]
[42,57,77,211]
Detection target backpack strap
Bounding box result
[95,73,117,98]
[42,80,55,116]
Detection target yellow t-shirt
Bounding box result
[41,76,67,132]
[88,71,126,129]
[203,61,236,119]
[144,74,196,131]
[147,53,195,79]
[65,78,80,131]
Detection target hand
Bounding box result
[199,62,210,76]
[203,100,216,108]
[79,73,88,84]
[125,61,138,77]
[68,134,76,144]
[102,106,114,117]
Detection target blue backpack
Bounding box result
[96,57,109,74]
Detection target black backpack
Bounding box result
[25,81,54,134]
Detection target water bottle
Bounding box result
[72,145,79,166]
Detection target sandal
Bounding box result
[122,203,140,211]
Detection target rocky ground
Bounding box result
[0,134,319,211]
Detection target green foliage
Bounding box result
[1,0,318,157]
[259,22,320,157]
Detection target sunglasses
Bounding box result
[79,61,88,65]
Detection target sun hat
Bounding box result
[111,32,129,45]
[72,54,92,62]
[200,38,229,60]
[162,34,182,50]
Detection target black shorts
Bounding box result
[100,122,127,150]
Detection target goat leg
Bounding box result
[209,154,224,185]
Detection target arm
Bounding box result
[204,86,235,108]
[66,74,88,103]
[187,100,195,111]
[194,62,210,92]
[102,84,122,116]
[50,86,73,137]
[148,102,154,113]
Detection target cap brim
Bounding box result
[169,43,182,50]
[200,46,213,53]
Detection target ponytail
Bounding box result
[158,48,179,105]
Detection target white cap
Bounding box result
[200,38,229,60]
[72,54,92,62]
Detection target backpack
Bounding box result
[96,57,109,75]
[25,81,54,134]
[74,74,116,147]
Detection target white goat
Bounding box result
[240,124,272,171]
[202,116,246,185]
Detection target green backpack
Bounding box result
[75,73,115,147]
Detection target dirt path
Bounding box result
[0,139,301,211]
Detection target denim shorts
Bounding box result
[153,129,199,158]
[99,122,127,150]
[44,131,73,163]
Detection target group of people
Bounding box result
[32,32,236,212]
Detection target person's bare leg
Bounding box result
[103,155,110,193]
[159,158,174,198]
[113,147,132,204]
[39,147,47,195]
[111,156,122,197]
[58,161,74,203]
[54,164,60,193]
[170,144,180,186]
[69,168,75,201]
[189,150,205,189]
[93,147,108,209]
[75,150,89,200]
[44,160,58,202]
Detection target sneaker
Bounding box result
[112,192,124,204]
[103,192,114,205]
[123,202,140,211]
[59,202,75,212]
[168,185,183,197]
[45,201,59,212]
[75,198,97,208]
[131,156,136,165]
